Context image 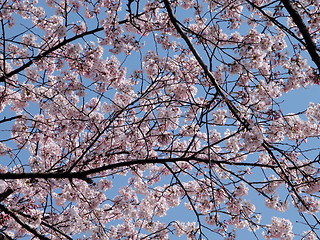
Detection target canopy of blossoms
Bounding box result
[0,0,319,239]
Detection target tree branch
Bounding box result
[0,157,276,180]
[0,204,51,240]
[0,18,129,83]
[280,0,320,71]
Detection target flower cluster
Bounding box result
[262,217,294,240]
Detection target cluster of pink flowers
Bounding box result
[263,217,294,240]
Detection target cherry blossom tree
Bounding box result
[0,0,320,239]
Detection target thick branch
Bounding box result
[0,115,22,124]
[0,188,13,202]
[0,157,275,180]
[0,204,51,240]
[280,0,320,70]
